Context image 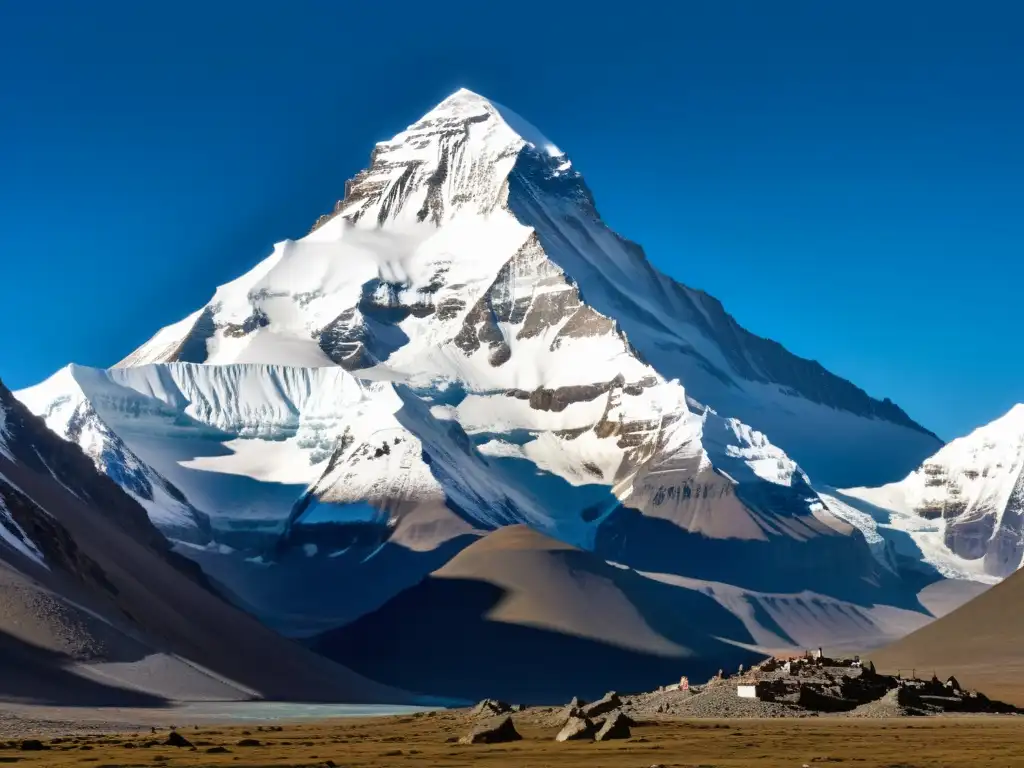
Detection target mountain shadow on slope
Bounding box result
[315,526,764,703]
[202,526,475,636]
[0,629,167,707]
[595,504,937,612]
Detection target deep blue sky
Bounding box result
[1,1,1021,441]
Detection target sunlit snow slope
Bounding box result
[838,404,1024,579]
[20,90,949,650]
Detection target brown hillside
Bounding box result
[870,568,1024,705]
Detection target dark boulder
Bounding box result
[165,731,194,748]
[459,716,522,745]
[582,691,622,718]
[555,715,597,742]
[19,740,47,751]
[595,710,633,741]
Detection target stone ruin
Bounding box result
[894,674,1020,715]
[728,652,1023,715]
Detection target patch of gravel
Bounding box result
[624,681,808,719]
[841,689,915,718]
[0,714,143,739]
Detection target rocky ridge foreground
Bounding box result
[624,653,1022,719]
[456,652,1022,739]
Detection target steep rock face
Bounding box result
[841,405,1024,579]
[504,138,939,487]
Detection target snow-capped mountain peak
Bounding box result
[840,403,1024,578]
[422,87,563,156]
[307,87,569,234]
[113,88,937,487]
[18,90,950,645]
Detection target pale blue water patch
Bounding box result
[160,701,456,722]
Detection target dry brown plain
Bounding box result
[1,710,1023,768]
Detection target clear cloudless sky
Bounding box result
[1,0,1021,441]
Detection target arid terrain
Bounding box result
[871,566,1024,706]
[0,710,1023,767]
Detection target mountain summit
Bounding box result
[116,88,938,488]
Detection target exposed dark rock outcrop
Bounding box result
[0,379,208,581]
[221,309,270,338]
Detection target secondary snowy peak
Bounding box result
[842,404,1024,578]
[116,88,936,488]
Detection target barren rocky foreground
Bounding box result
[0,710,1023,767]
